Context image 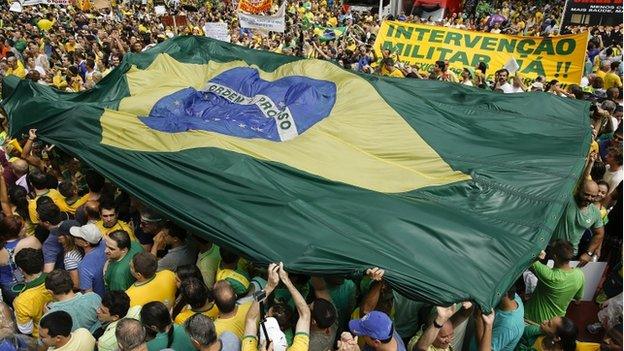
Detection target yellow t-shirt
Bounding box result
[6,61,26,79]
[13,275,53,338]
[37,19,54,31]
[603,72,623,90]
[215,301,253,338]
[55,328,96,351]
[380,66,405,78]
[242,333,309,351]
[596,70,607,80]
[174,303,219,325]
[95,219,137,240]
[126,270,177,308]
[28,189,73,223]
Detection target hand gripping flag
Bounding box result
[1,36,591,309]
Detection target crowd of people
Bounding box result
[0,0,622,350]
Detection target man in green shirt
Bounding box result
[524,240,584,324]
[103,230,143,291]
[194,235,221,288]
[550,180,604,266]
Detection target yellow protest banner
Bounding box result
[374,21,589,84]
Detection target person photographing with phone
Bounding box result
[242,262,311,351]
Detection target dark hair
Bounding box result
[213,281,237,314]
[109,230,131,250]
[590,161,606,181]
[311,298,337,329]
[99,198,116,213]
[176,264,203,282]
[58,181,75,198]
[0,215,23,241]
[40,311,73,338]
[8,186,29,220]
[46,173,58,190]
[556,317,578,351]
[132,252,157,279]
[271,303,293,331]
[181,277,211,309]
[28,170,48,190]
[551,239,574,262]
[45,269,73,295]
[611,61,620,71]
[15,248,43,275]
[141,301,174,346]
[608,146,623,166]
[37,202,62,225]
[102,291,131,319]
[85,170,105,193]
[219,248,239,266]
[164,222,187,241]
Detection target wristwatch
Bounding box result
[586,251,594,257]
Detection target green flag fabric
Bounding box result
[2,36,590,309]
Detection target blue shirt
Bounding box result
[42,227,64,268]
[78,240,107,297]
[363,331,406,351]
[470,294,525,351]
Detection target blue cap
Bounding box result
[348,311,393,340]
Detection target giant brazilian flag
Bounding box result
[2,36,590,309]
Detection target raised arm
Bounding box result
[278,262,310,334]
[310,275,332,302]
[414,305,456,351]
[0,165,14,217]
[20,129,44,171]
[360,267,385,316]
[243,263,280,337]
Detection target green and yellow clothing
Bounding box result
[216,266,250,296]
[197,245,220,288]
[215,301,252,338]
[173,302,219,325]
[12,273,52,338]
[5,61,26,79]
[126,270,177,308]
[28,189,73,223]
[104,241,143,291]
[96,219,136,241]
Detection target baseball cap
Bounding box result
[140,209,163,223]
[259,317,288,351]
[58,219,81,236]
[349,311,393,341]
[69,223,102,244]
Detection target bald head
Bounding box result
[432,321,454,349]
[577,180,599,207]
[85,201,100,220]
[11,158,28,176]
[213,281,236,314]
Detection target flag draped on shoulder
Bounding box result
[1,36,591,309]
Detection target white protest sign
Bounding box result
[238,1,286,33]
[9,2,23,12]
[203,22,230,42]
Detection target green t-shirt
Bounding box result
[197,244,221,288]
[524,261,584,324]
[104,241,143,291]
[147,324,194,351]
[551,197,603,252]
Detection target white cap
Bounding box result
[69,223,102,244]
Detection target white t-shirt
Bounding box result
[500,82,515,93]
[604,164,623,194]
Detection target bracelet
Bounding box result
[432,319,444,329]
